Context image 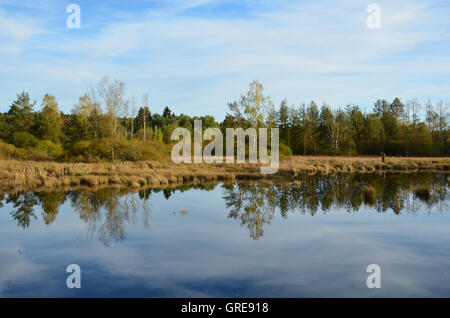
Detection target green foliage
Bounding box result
[70,139,112,162]
[135,128,153,141]
[135,106,151,134]
[70,94,99,141]
[69,138,171,162]
[0,138,62,160]
[36,140,63,157]
[162,106,173,119]
[6,91,36,135]
[38,94,62,143]
[263,95,447,157]
[12,131,39,148]
[0,82,448,162]
[227,80,273,128]
[14,147,48,161]
[0,114,12,141]
[279,143,293,159]
[153,126,163,142]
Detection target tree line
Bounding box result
[0,77,448,161]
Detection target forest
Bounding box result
[0,77,448,162]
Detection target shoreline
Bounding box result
[0,156,449,192]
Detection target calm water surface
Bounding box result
[0,173,449,297]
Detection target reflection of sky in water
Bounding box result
[1,176,450,297]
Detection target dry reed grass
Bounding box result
[0,156,448,191]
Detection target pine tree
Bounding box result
[163,106,173,119]
[7,91,36,134]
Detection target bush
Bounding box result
[12,131,39,148]
[115,139,145,161]
[14,147,49,160]
[0,137,63,161]
[279,143,293,159]
[70,139,112,162]
[135,128,153,141]
[36,140,63,158]
[0,139,16,159]
[69,138,172,162]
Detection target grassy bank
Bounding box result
[0,156,449,191]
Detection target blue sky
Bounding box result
[0,0,449,119]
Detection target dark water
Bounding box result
[0,173,449,297]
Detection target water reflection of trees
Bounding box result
[69,188,152,246]
[223,173,450,239]
[2,191,67,228]
[6,192,38,229]
[1,173,448,242]
[1,189,152,246]
[0,183,218,246]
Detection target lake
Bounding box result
[0,172,449,297]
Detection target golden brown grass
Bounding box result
[0,156,448,191]
[282,156,450,174]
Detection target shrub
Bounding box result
[115,139,145,161]
[70,139,113,161]
[36,140,63,158]
[135,128,153,141]
[0,139,16,159]
[279,143,293,159]
[12,131,39,148]
[14,147,47,160]
[69,138,172,162]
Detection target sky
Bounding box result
[0,0,449,120]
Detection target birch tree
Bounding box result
[142,93,149,141]
[97,76,126,163]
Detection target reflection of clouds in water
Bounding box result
[50,212,450,297]
[244,222,437,297]
[0,173,449,296]
[0,247,46,297]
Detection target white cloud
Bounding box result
[0,0,449,116]
[0,8,43,53]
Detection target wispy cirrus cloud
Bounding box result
[0,7,43,53]
[0,0,449,118]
